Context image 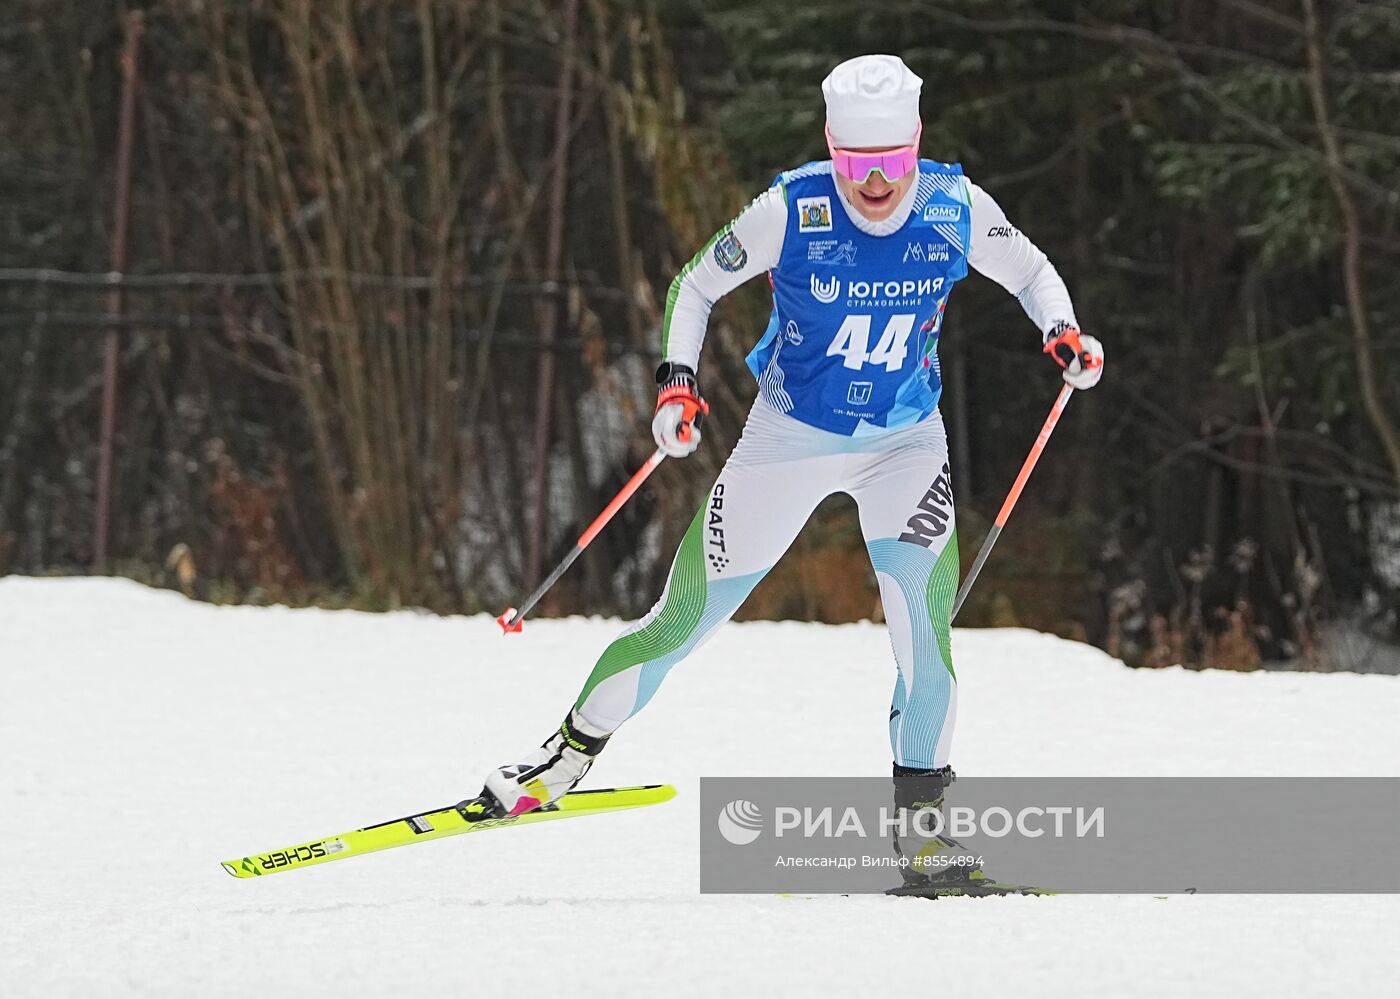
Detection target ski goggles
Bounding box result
[825,122,922,183]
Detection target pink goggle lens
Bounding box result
[826,124,921,183]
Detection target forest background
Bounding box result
[3,0,1399,672]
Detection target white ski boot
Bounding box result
[460,710,612,821]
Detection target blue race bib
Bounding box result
[746,160,971,436]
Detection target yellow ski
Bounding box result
[222,784,676,878]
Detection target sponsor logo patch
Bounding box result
[797,196,833,233]
[921,203,961,223]
[784,320,803,346]
[808,238,857,265]
[811,276,945,307]
[847,381,873,406]
[902,242,951,264]
[712,228,748,272]
[251,841,332,872]
[844,276,944,306]
[986,225,1018,238]
[707,483,730,573]
[810,273,841,304]
[898,462,954,547]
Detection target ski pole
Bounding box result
[498,446,668,634]
[951,384,1074,622]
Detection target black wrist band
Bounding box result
[655,361,698,387]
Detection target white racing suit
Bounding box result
[574,398,959,768]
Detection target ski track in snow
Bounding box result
[2,576,1396,997]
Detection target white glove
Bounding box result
[1043,325,1104,390]
[653,403,702,458]
[651,362,709,458]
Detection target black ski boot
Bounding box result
[884,764,1053,898]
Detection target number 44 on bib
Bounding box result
[827,313,917,372]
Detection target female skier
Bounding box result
[465,55,1103,878]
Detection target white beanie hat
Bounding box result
[822,55,923,148]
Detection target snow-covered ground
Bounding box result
[2,576,1396,997]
